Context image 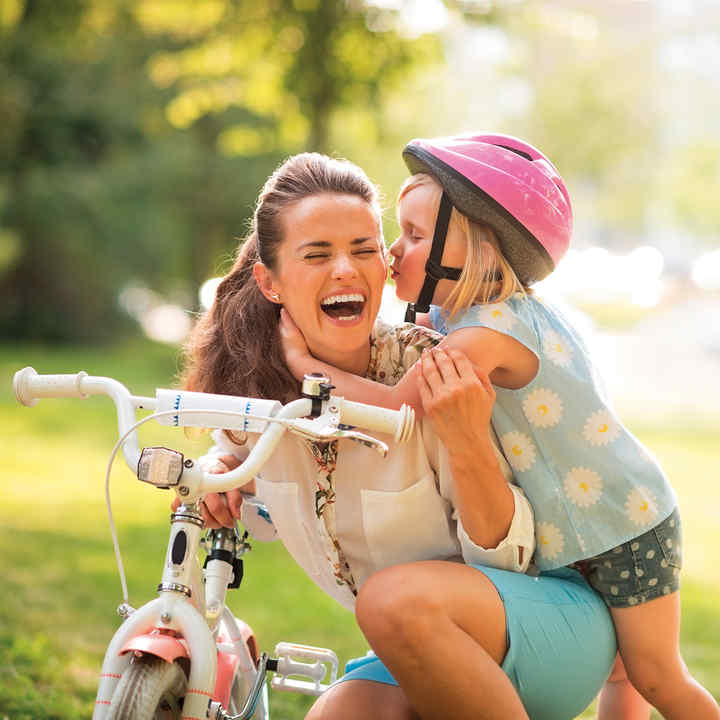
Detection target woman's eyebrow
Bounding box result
[297,240,332,250]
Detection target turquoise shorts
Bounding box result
[340,566,616,720]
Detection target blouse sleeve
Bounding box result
[456,484,535,573]
[198,431,278,542]
[196,429,250,472]
[393,322,443,371]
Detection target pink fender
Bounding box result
[120,630,189,664]
[119,621,258,708]
[214,650,241,708]
[214,619,259,707]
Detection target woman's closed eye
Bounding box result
[304,248,378,261]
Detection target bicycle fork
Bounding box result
[93,503,248,720]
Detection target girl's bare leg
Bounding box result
[305,679,419,720]
[612,592,720,720]
[597,654,651,720]
[354,561,529,720]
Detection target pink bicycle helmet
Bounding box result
[401,133,572,321]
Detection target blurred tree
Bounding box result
[0,0,255,340]
[0,0,441,341]
[138,0,441,154]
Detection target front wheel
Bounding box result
[109,655,188,719]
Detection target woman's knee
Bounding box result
[355,564,443,643]
[355,561,506,660]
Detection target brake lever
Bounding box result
[285,418,389,457]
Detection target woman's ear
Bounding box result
[253,262,281,304]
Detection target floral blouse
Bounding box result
[309,320,441,594]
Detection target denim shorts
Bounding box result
[578,507,682,608]
[339,565,616,720]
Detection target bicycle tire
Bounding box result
[108,655,188,720]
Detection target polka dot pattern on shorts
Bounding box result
[580,508,682,608]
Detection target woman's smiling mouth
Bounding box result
[320,292,366,322]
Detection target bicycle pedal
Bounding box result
[270,642,339,697]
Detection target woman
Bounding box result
[179,153,616,720]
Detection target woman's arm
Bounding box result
[417,346,533,566]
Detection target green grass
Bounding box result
[2,341,719,719]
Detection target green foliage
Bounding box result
[0,0,440,341]
[0,1,262,340]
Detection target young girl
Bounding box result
[281,134,720,720]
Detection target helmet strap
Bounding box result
[404,192,462,323]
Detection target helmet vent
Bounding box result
[495,144,533,162]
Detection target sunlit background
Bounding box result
[2,2,719,717]
[35,0,714,422]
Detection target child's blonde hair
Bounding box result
[398,174,526,321]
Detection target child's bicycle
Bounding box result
[13,367,415,720]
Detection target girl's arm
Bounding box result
[442,325,538,390]
[281,309,538,416]
[280,308,423,411]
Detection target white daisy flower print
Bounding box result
[543,330,574,368]
[500,431,537,472]
[625,486,659,527]
[583,409,620,447]
[523,388,564,428]
[564,467,604,507]
[536,522,565,561]
[479,302,516,333]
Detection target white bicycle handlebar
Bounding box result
[13,367,415,499]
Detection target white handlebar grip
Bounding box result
[13,367,89,407]
[340,400,415,443]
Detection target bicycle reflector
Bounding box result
[137,447,184,488]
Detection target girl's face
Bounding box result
[257,193,386,368]
[390,183,467,307]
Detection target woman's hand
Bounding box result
[170,454,253,529]
[279,308,314,381]
[417,345,496,456]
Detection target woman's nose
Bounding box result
[331,252,359,278]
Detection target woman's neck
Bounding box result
[308,339,371,377]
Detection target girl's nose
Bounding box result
[388,237,402,258]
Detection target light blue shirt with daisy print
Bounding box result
[430,293,677,571]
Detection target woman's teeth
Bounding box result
[321,293,365,320]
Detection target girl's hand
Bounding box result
[170,454,253,529]
[417,346,496,457]
[279,308,313,381]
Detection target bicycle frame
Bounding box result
[13,367,414,720]
[93,503,258,719]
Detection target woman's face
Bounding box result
[390,183,467,306]
[261,193,386,365]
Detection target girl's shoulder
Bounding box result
[443,293,541,352]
